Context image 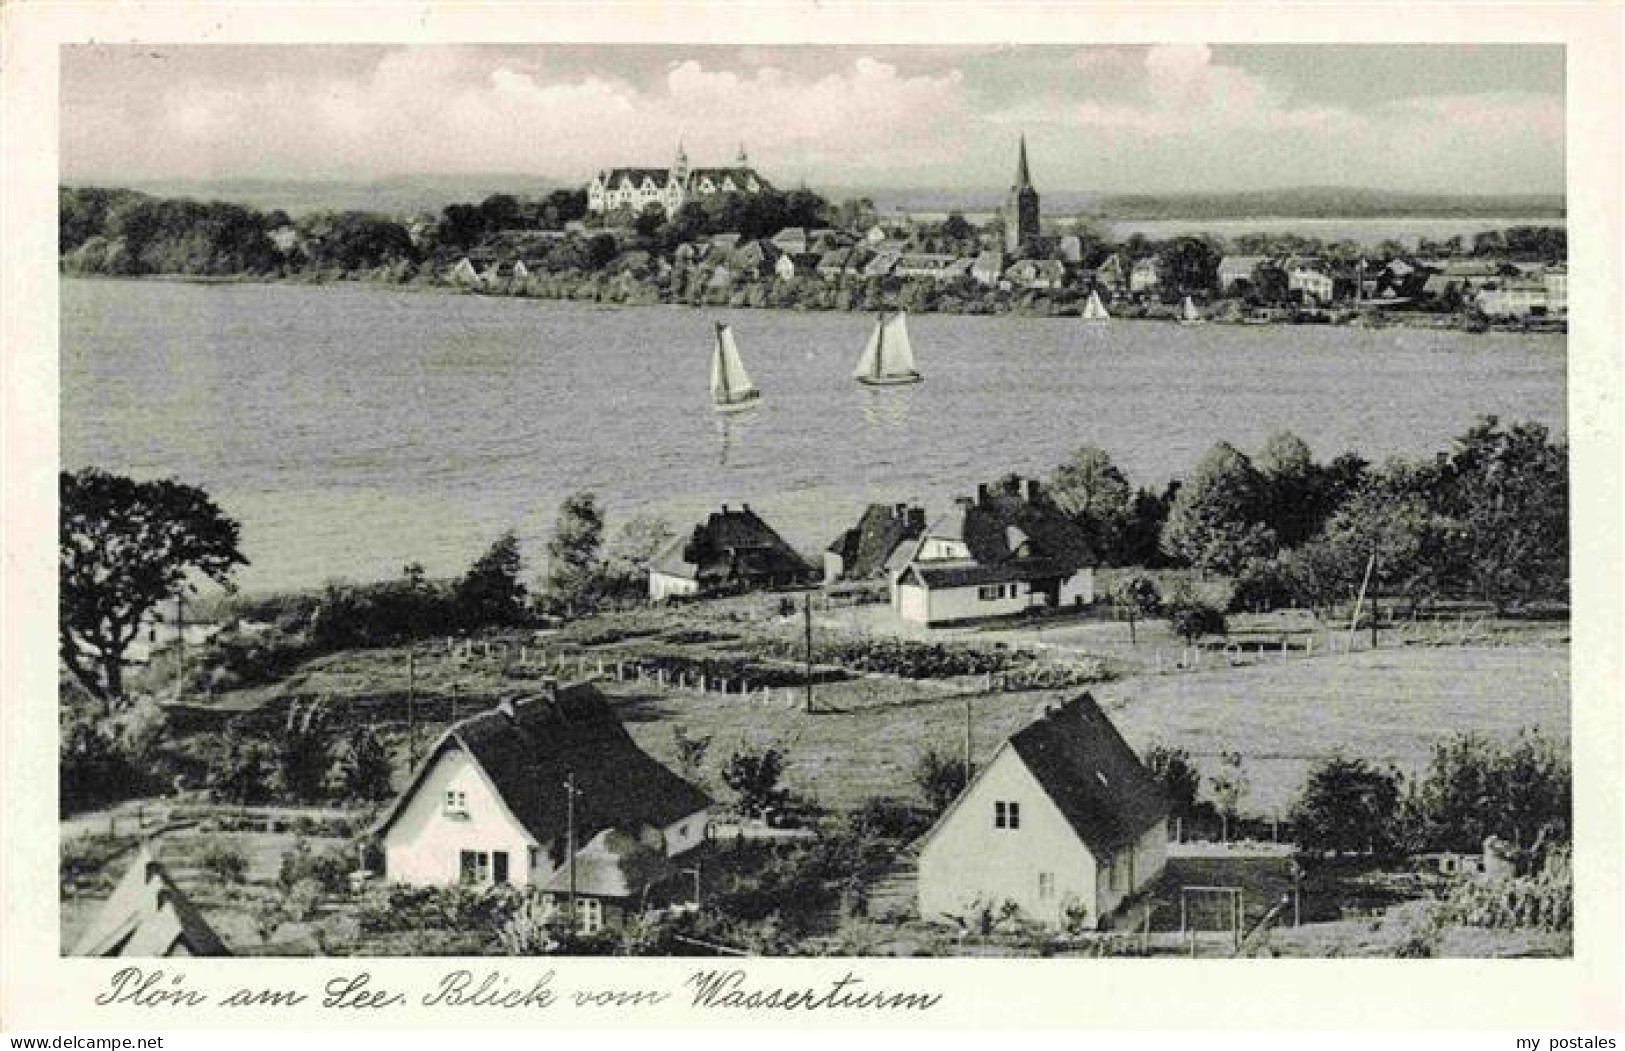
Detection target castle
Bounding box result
[586,144,774,218]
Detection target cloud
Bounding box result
[63,48,972,182]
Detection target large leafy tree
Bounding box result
[1047,445,1135,563]
[1161,442,1276,575]
[1431,417,1568,612]
[1143,743,1201,826]
[1291,754,1403,858]
[453,530,528,627]
[545,492,605,615]
[1402,730,1569,854]
[60,468,246,713]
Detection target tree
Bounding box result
[602,514,675,597]
[671,725,712,787]
[545,492,605,615]
[912,746,969,815]
[276,703,330,802]
[633,203,666,239]
[60,468,247,712]
[1401,730,1569,854]
[1112,573,1161,644]
[1143,743,1201,828]
[1160,236,1221,296]
[453,531,528,627]
[1163,580,1227,644]
[1209,751,1249,843]
[1047,445,1135,562]
[209,730,274,805]
[1291,754,1402,857]
[341,724,396,801]
[1160,443,1276,575]
[722,746,790,819]
[1431,417,1568,612]
[1255,431,1321,548]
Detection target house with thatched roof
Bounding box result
[371,682,711,890]
[71,845,229,957]
[917,694,1169,931]
[824,503,928,584]
[649,504,816,601]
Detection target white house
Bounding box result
[1476,280,1551,317]
[372,682,711,891]
[1287,265,1334,304]
[586,144,769,218]
[1129,258,1161,295]
[1217,255,1267,292]
[917,694,1170,931]
[889,477,1096,627]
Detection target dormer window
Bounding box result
[444,789,469,817]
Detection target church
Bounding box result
[1005,134,1041,256]
[586,144,773,218]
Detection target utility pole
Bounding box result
[564,771,579,932]
[963,695,973,780]
[803,593,814,714]
[407,647,419,768]
[1346,551,1376,654]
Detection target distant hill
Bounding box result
[836,185,1563,221]
[111,174,565,217]
[81,175,1563,223]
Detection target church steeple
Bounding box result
[1014,134,1033,190]
[1005,134,1041,256]
[672,139,689,183]
[736,142,749,167]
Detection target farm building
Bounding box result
[649,504,816,601]
[823,503,928,584]
[917,694,1170,931]
[370,682,711,895]
[536,828,690,934]
[888,478,1096,626]
[71,846,229,957]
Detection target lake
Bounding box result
[61,278,1566,592]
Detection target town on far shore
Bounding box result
[61,136,1568,330]
[61,390,1571,957]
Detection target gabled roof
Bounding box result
[1006,694,1169,854]
[650,505,814,585]
[539,828,671,899]
[371,683,711,851]
[72,846,229,957]
[826,503,927,579]
[914,479,1096,574]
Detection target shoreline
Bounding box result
[61,271,1567,336]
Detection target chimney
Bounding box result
[721,503,730,514]
[1023,478,1040,502]
[894,502,907,519]
[976,483,990,505]
[908,507,927,531]
[741,503,752,515]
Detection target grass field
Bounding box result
[608,643,1567,817]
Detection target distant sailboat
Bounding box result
[710,323,761,413]
[854,311,922,386]
[1081,289,1111,322]
[1178,295,1206,326]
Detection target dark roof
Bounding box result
[539,828,671,899]
[72,846,229,957]
[601,168,676,188]
[1007,694,1169,854]
[826,503,927,579]
[651,505,814,587]
[907,479,1096,589]
[372,683,711,850]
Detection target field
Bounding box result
[605,642,1567,817]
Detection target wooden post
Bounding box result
[407,647,419,769]
[1347,552,1376,654]
[803,594,814,714]
[564,772,579,931]
[963,695,973,780]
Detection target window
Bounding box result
[994,800,1021,830]
[978,583,1018,601]
[459,850,490,885]
[1038,872,1055,900]
[528,847,540,873]
[493,851,509,885]
[579,898,604,934]
[444,789,468,816]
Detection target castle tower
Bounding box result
[672,140,689,183]
[1005,134,1041,256]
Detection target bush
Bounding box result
[198,839,249,884]
[278,838,353,895]
[722,747,790,819]
[1164,583,1228,644]
[1290,754,1402,858]
[1401,730,1569,854]
[847,796,931,842]
[912,747,968,815]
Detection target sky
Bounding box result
[60,44,1565,195]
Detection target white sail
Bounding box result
[1181,296,1201,322]
[711,324,758,405]
[880,312,917,375]
[852,321,883,380]
[1083,289,1110,320]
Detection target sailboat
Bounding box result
[1178,295,1206,326]
[710,322,761,413]
[1081,289,1111,322]
[854,311,922,386]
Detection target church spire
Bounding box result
[1014,134,1033,190]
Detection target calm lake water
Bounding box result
[61,278,1566,592]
